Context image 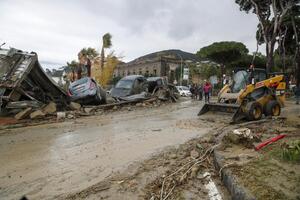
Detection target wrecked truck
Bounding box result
[0,48,68,113]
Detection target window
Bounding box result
[153,69,157,76]
[115,80,134,89]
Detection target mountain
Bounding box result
[127,49,200,64]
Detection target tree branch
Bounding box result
[250,0,268,44]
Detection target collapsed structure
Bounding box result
[0,48,68,113]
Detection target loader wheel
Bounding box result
[245,101,263,121]
[265,100,281,116]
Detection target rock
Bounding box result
[170,153,177,159]
[142,103,146,107]
[42,102,56,114]
[67,114,75,119]
[191,165,200,178]
[15,107,32,120]
[136,103,142,107]
[84,107,94,114]
[57,112,66,120]
[69,102,81,110]
[30,110,45,119]
[226,132,240,144]
[224,128,261,148]
[127,107,132,111]
[113,105,118,110]
[190,149,199,159]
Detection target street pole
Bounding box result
[176,53,183,86]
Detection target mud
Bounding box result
[64,130,230,200]
[216,102,300,200]
[0,98,225,200]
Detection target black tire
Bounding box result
[265,100,281,116]
[245,101,263,121]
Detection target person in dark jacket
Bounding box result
[190,84,195,99]
[198,84,203,100]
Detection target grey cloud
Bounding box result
[0,0,261,66]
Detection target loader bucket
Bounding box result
[198,103,244,123]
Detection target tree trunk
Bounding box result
[296,59,299,87]
[100,46,105,70]
[291,16,300,86]
[266,41,275,75]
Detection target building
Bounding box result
[114,49,200,84]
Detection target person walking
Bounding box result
[194,84,199,100]
[198,84,203,100]
[203,81,212,103]
[190,84,194,99]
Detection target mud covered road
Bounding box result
[0,99,223,200]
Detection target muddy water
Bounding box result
[0,99,211,200]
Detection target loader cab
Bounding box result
[231,68,267,93]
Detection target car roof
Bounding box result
[147,77,161,81]
[121,75,144,81]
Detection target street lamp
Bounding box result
[176,53,183,86]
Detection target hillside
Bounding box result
[127,49,200,64]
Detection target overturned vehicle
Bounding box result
[0,48,69,114]
[68,77,107,105]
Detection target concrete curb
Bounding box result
[213,150,256,200]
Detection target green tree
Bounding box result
[235,0,299,74]
[78,47,99,59]
[277,5,300,84]
[228,53,267,69]
[100,33,112,70]
[199,63,220,79]
[65,60,79,81]
[197,41,248,80]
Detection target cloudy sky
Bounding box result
[0,0,260,68]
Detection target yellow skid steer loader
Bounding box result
[198,68,286,123]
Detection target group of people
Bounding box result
[189,81,212,103]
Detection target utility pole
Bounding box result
[176,53,183,86]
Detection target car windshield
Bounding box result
[232,70,248,93]
[115,80,133,89]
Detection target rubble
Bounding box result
[69,102,81,111]
[30,110,45,119]
[223,128,261,148]
[14,107,32,120]
[83,107,94,114]
[0,48,68,112]
[56,112,66,120]
[42,102,56,114]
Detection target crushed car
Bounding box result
[68,77,107,105]
[147,77,180,101]
[111,75,149,101]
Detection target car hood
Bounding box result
[111,88,131,98]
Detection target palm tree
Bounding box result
[100,33,112,70]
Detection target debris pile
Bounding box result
[144,141,221,200]
[0,48,180,127]
[223,128,261,148]
[0,48,68,113]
